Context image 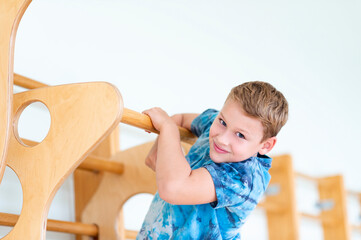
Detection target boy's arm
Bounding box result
[171,113,199,131]
[143,108,217,205]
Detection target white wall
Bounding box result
[1,0,360,239]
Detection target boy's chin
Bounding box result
[209,151,227,163]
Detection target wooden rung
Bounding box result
[347,190,361,199]
[14,73,48,89]
[295,172,319,182]
[257,200,285,213]
[13,73,197,145]
[0,212,138,238]
[0,212,98,236]
[78,155,124,174]
[121,108,196,144]
[298,212,334,225]
[20,138,124,174]
[351,224,361,232]
[299,212,322,221]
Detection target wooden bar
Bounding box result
[347,190,361,198]
[351,224,361,232]
[298,212,335,225]
[13,73,197,145]
[257,200,285,213]
[122,108,196,145]
[14,73,48,89]
[295,171,319,182]
[78,155,124,175]
[21,138,124,174]
[299,212,322,221]
[0,212,139,238]
[0,212,98,236]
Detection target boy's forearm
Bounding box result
[156,122,192,200]
[171,113,199,130]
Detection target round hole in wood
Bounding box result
[14,101,51,147]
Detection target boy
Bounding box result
[138,81,288,239]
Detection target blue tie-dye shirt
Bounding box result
[137,109,272,240]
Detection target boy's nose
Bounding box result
[217,131,231,146]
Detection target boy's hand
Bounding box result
[143,107,176,131]
[143,108,180,172]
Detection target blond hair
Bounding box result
[227,81,288,142]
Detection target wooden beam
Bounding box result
[21,138,124,174]
[78,155,124,174]
[0,212,138,238]
[13,73,197,145]
[14,73,47,89]
[351,224,361,232]
[121,108,196,144]
[0,212,98,236]
[294,171,319,182]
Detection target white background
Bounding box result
[0,0,360,239]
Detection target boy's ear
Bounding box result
[258,137,277,155]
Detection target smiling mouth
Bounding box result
[213,141,229,154]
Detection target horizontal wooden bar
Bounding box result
[351,224,361,232]
[14,73,197,145]
[294,172,319,182]
[0,212,98,236]
[347,190,361,198]
[0,212,137,237]
[122,108,196,145]
[79,155,124,175]
[14,73,48,89]
[20,138,124,174]
[298,212,336,225]
[299,212,322,221]
[257,200,285,213]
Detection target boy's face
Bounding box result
[209,98,275,163]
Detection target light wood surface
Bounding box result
[13,73,198,144]
[80,141,157,240]
[21,138,124,174]
[3,82,122,240]
[74,127,120,240]
[80,141,192,240]
[78,154,124,174]
[263,154,299,240]
[0,0,32,183]
[318,175,350,240]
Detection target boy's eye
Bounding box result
[236,132,245,139]
[219,118,226,126]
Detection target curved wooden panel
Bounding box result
[81,141,157,240]
[3,82,122,240]
[0,0,32,182]
[81,142,192,240]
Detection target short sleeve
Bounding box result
[204,162,253,209]
[191,109,218,137]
